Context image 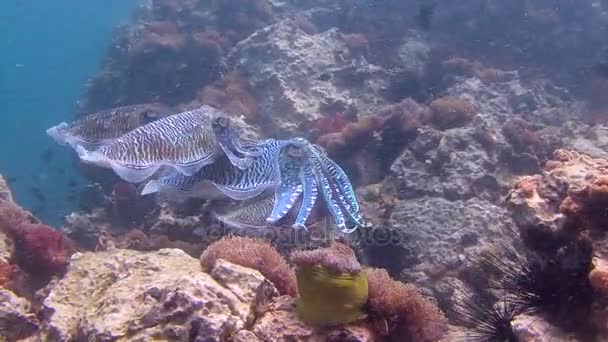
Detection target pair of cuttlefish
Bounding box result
[47,104,365,233]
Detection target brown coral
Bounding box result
[364,268,447,342]
[429,96,475,129]
[200,236,297,296]
[316,116,383,157]
[502,118,539,153]
[291,241,361,275]
[197,72,258,120]
[131,21,186,54]
[0,260,16,288]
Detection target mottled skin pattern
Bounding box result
[48,104,364,232]
[151,136,365,232]
[46,104,169,149]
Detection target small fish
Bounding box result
[56,168,66,175]
[46,103,171,151]
[6,177,16,183]
[30,187,46,202]
[415,3,436,30]
[67,180,78,188]
[41,147,54,164]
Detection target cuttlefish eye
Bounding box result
[213,116,230,129]
[286,145,305,159]
[141,111,159,123]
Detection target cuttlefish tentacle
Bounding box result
[293,160,318,230]
[313,147,364,227]
[306,151,348,231]
[267,143,305,224]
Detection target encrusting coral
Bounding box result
[0,260,16,288]
[196,72,258,120]
[200,236,298,296]
[290,242,369,327]
[364,267,447,342]
[0,200,72,277]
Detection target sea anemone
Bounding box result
[364,267,447,342]
[429,96,475,129]
[291,242,369,327]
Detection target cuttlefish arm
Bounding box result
[313,146,365,227]
[211,116,262,170]
[267,142,305,224]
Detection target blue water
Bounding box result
[0,1,137,225]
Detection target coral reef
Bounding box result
[507,149,608,234]
[33,0,608,340]
[0,287,39,340]
[365,267,447,342]
[228,17,400,136]
[0,200,72,277]
[37,249,276,341]
[491,148,608,338]
[200,236,298,296]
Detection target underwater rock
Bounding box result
[38,248,274,341]
[147,201,203,236]
[507,149,608,234]
[560,122,608,159]
[0,229,14,265]
[511,313,576,341]
[62,208,112,250]
[0,287,38,340]
[0,174,13,203]
[251,295,378,342]
[385,123,505,201]
[364,196,516,290]
[590,257,608,299]
[228,18,396,136]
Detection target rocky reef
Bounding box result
[7,0,608,340]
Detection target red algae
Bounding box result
[0,200,72,277]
